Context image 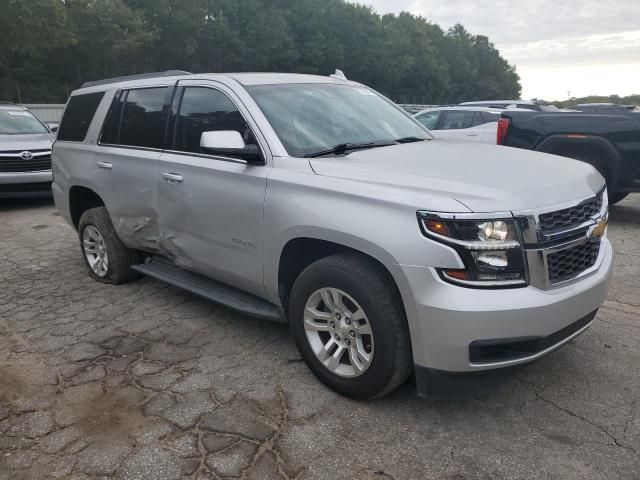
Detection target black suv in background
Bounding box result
[498,109,640,204]
[571,103,638,115]
[0,102,56,198]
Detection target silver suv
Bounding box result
[0,102,55,198]
[52,72,613,399]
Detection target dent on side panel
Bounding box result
[115,212,196,267]
[115,214,163,252]
[108,170,164,254]
[157,232,194,270]
[108,165,163,249]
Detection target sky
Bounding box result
[358,0,640,101]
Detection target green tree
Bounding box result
[0,0,71,101]
[0,0,523,103]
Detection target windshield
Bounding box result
[0,109,49,135]
[246,83,430,157]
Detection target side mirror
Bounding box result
[47,123,59,133]
[200,131,262,164]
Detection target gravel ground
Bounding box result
[0,195,639,480]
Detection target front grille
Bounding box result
[538,193,602,233]
[547,238,601,283]
[0,150,51,173]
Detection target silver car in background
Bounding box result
[0,102,55,198]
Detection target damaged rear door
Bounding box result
[157,81,269,297]
[97,85,173,251]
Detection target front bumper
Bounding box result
[0,171,52,197]
[395,238,613,374]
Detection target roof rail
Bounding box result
[81,70,192,89]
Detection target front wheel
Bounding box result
[289,253,412,399]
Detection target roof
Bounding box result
[416,106,506,114]
[81,70,192,88]
[573,103,617,107]
[460,100,532,105]
[75,71,352,95]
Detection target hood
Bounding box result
[0,134,55,152]
[309,140,604,212]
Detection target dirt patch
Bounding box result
[69,385,149,439]
[0,369,30,408]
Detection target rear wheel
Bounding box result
[78,207,141,284]
[289,253,412,399]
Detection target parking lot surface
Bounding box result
[0,196,639,480]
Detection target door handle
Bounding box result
[161,172,184,183]
[466,133,479,137]
[97,161,113,170]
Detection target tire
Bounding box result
[609,192,629,205]
[78,206,141,284]
[289,253,412,400]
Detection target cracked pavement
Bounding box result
[0,195,639,480]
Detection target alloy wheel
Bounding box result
[82,225,109,277]
[303,287,374,377]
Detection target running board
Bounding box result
[131,259,285,322]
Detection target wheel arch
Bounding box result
[535,135,622,191]
[69,185,105,229]
[275,233,405,319]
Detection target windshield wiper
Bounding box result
[304,142,393,158]
[394,136,428,144]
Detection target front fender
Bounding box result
[261,168,466,305]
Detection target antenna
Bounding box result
[330,69,347,81]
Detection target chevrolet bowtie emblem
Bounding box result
[590,218,608,238]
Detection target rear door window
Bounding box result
[57,92,105,142]
[441,111,474,130]
[415,111,440,130]
[118,87,168,149]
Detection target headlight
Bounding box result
[418,212,527,288]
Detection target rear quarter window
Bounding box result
[57,92,105,142]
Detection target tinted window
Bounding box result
[173,87,257,155]
[58,92,105,142]
[473,111,501,126]
[119,87,167,148]
[415,111,440,130]
[441,111,474,130]
[100,91,125,144]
